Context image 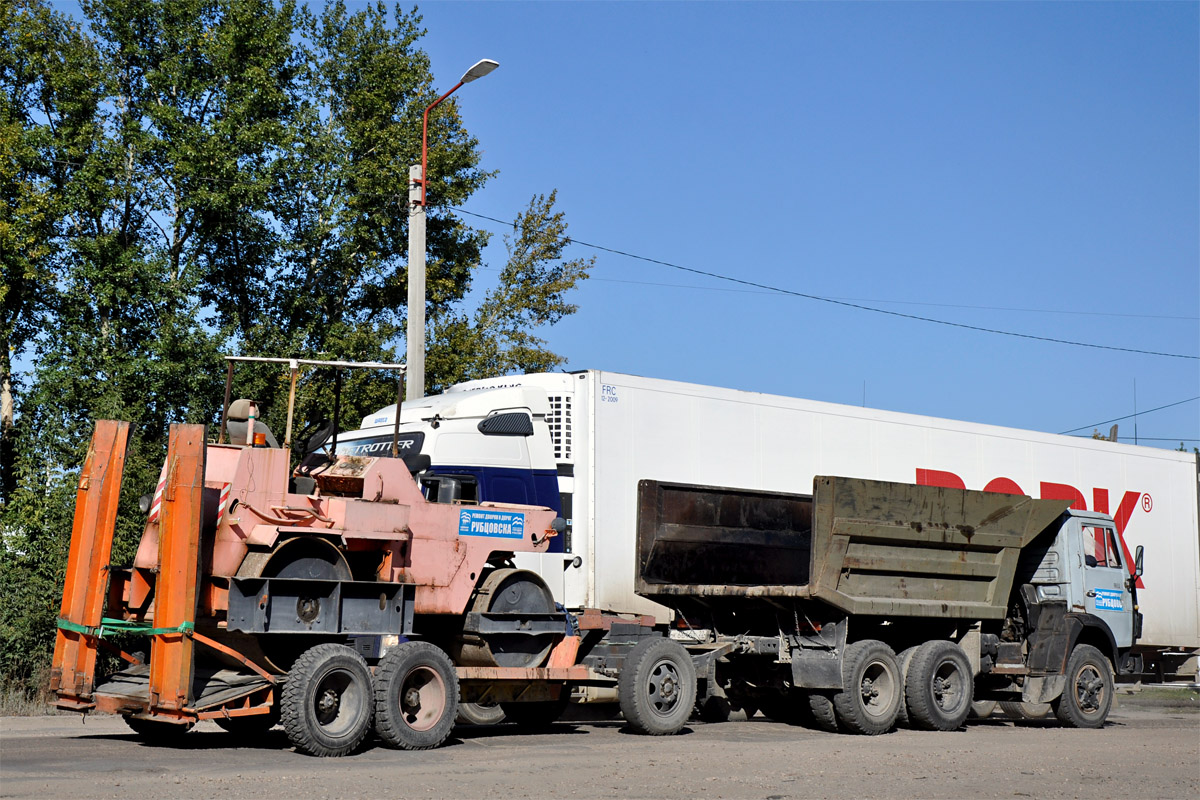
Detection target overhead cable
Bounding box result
[453,207,1198,362]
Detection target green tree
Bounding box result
[1,0,590,696]
[427,191,594,387]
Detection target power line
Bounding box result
[31,155,1198,357]
[454,207,1198,361]
[469,266,1196,322]
[1058,396,1200,435]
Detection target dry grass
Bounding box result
[0,670,61,717]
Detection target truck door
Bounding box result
[1080,523,1135,648]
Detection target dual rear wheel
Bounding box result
[280,641,459,757]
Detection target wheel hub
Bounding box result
[649,660,682,714]
[318,688,341,720]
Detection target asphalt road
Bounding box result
[2,702,1197,800]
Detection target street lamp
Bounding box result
[406,58,499,401]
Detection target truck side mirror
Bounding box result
[1134,545,1144,578]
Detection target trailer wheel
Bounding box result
[831,640,901,735]
[698,695,731,723]
[805,692,840,733]
[904,640,972,731]
[999,700,1051,720]
[1052,644,1113,729]
[123,716,194,741]
[281,643,374,757]
[214,705,280,736]
[456,701,506,726]
[502,692,570,730]
[375,641,458,750]
[619,637,697,735]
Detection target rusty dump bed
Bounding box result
[635,475,1071,619]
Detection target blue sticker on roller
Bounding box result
[1093,588,1124,612]
[459,509,526,540]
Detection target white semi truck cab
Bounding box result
[335,374,577,561]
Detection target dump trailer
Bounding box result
[635,475,1144,733]
[50,358,699,755]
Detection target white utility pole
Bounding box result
[404,59,498,402]
[406,163,426,401]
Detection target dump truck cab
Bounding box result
[1023,508,1142,671]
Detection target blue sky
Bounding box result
[43,0,1200,448]
[413,1,1198,448]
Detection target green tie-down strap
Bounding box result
[56,617,195,638]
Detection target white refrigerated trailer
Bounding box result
[340,370,1200,677]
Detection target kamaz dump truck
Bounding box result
[634,475,1144,733]
[49,358,700,755]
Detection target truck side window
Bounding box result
[1100,527,1121,568]
[1083,526,1121,569]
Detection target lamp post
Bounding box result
[406,58,499,401]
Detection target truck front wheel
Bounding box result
[832,640,901,735]
[618,637,697,735]
[1052,644,1113,729]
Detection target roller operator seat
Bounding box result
[225,399,280,448]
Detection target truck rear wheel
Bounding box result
[805,691,840,733]
[969,700,998,719]
[698,695,731,723]
[281,643,374,757]
[1052,644,1113,729]
[894,646,918,726]
[831,640,901,735]
[374,641,458,750]
[904,640,972,731]
[999,700,1051,720]
[618,637,696,735]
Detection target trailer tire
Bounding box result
[904,640,972,731]
[806,692,840,733]
[281,643,374,757]
[894,646,919,727]
[619,637,696,735]
[832,640,901,735]
[456,701,506,726]
[502,692,569,730]
[1052,644,1113,729]
[999,700,1051,720]
[375,641,458,750]
[698,695,731,723]
[123,716,194,741]
[214,705,280,736]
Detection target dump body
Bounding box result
[635,476,1073,619]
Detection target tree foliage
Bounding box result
[0,0,588,695]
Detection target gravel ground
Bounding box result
[2,698,1197,800]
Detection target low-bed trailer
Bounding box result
[49,359,699,755]
[637,475,1143,732]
